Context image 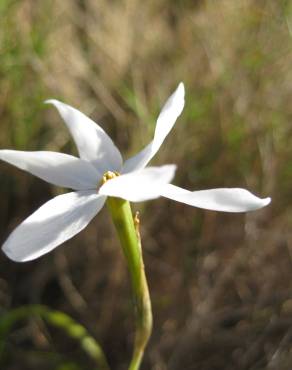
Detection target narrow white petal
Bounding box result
[153,82,185,151]
[99,165,176,202]
[122,83,185,173]
[161,184,271,212]
[2,191,106,262]
[46,100,123,173]
[0,150,100,190]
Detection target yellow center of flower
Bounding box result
[102,170,120,184]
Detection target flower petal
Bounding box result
[99,165,176,202]
[122,83,185,173]
[2,191,106,262]
[161,184,271,212]
[46,100,123,173]
[0,150,100,190]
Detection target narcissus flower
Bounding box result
[0,83,270,262]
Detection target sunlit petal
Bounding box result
[122,83,185,173]
[99,165,176,202]
[2,191,106,262]
[46,100,123,173]
[0,150,100,190]
[161,184,271,212]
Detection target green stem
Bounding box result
[107,197,153,370]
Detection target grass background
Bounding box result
[0,0,291,369]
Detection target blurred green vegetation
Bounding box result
[0,0,291,369]
[0,305,109,370]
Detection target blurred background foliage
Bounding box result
[0,0,291,369]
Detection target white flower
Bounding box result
[0,83,270,262]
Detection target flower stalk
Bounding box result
[106,197,152,370]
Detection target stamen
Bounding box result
[102,170,120,184]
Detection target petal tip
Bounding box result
[262,196,271,207]
[2,244,24,263]
[44,99,55,105]
[245,194,271,211]
[177,82,185,99]
[178,81,185,91]
[44,99,62,107]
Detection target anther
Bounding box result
[102,171,120,185]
